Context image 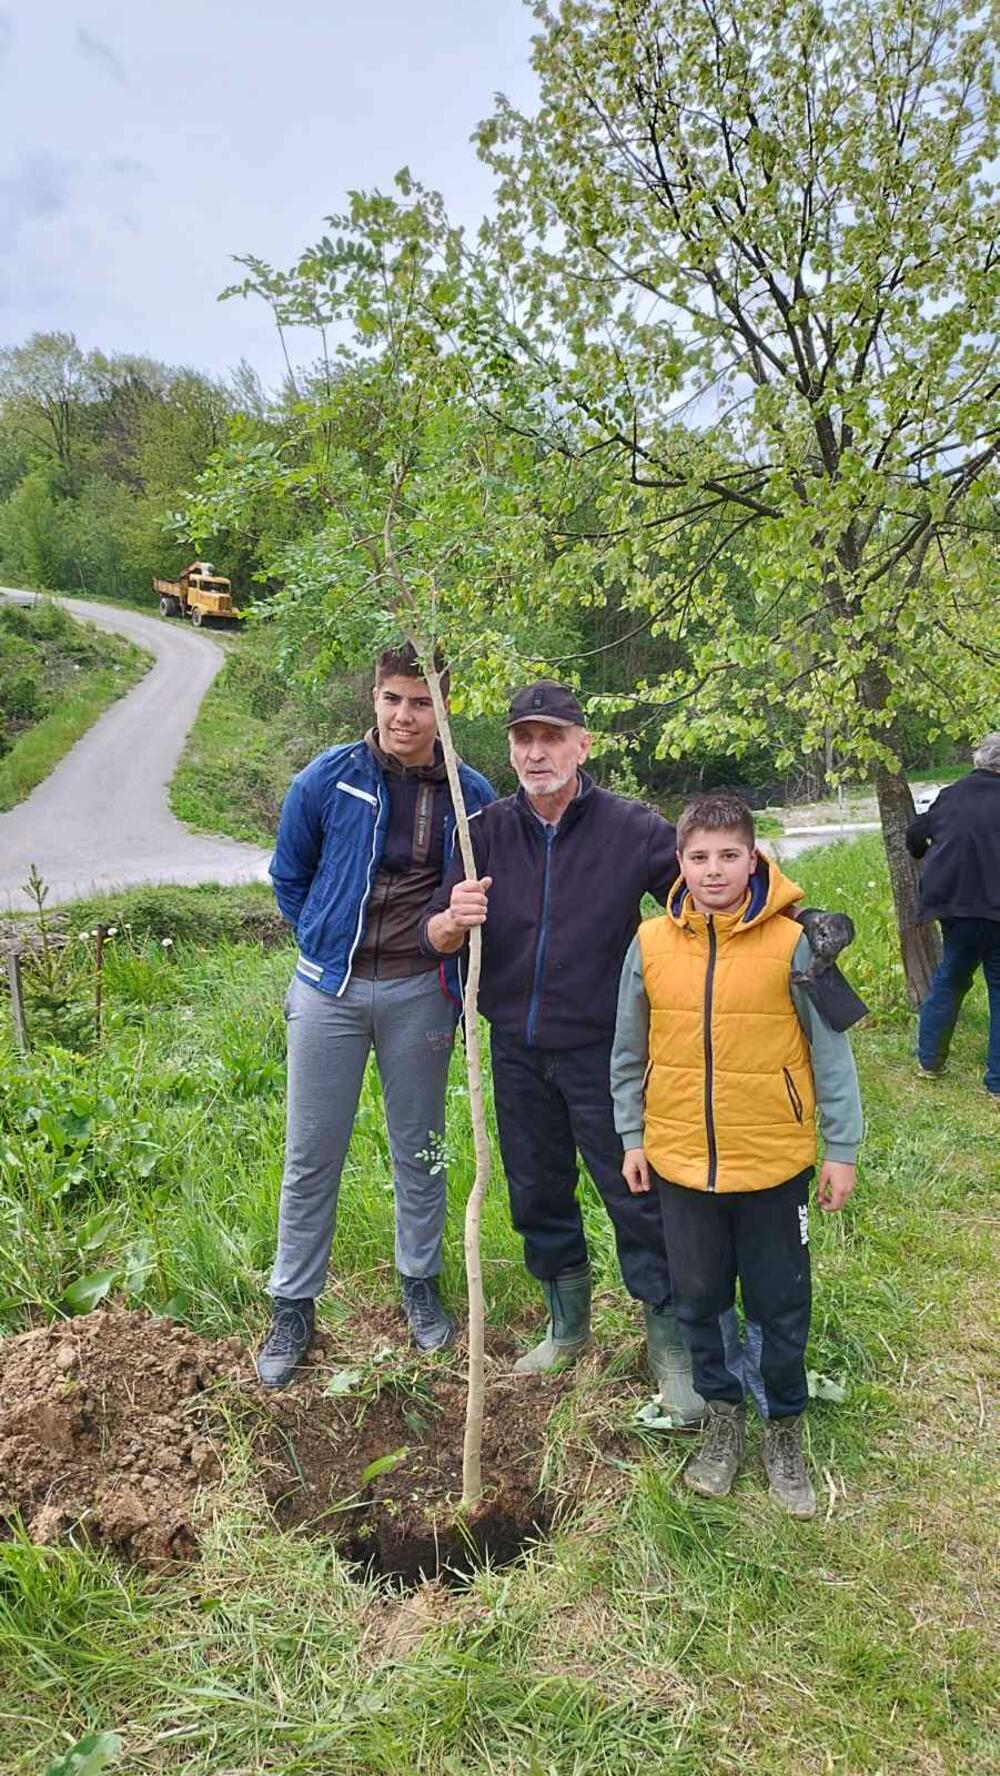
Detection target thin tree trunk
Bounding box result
[417,661,491,1510]
[873,763,941,1008]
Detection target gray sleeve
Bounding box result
[611,936,650,1150]
[790,933,864,1163]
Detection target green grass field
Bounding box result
[0,839,996,1774]
[0,599,148,812]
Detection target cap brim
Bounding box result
[505,713,581,728]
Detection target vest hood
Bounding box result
[668,853,803,934]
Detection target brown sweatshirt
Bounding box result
[351,729,450,979]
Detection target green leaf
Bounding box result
[62,1270,117,1314]
[45,1730,123,1776]
[322,1366,364,1397]
[807,1371,848,1404]
[360,1447,409,1485]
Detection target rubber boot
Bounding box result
[643,1303,707,1430]
[513,1264,592,1374]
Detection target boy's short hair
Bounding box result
[375,641,450,698]
[677,792,756,853]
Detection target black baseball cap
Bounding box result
[505,681,586,729]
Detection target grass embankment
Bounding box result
[0,598,147,811]
[0,840,996,1773]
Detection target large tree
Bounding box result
[470,0,1000,1002]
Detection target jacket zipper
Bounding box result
[703,915,718,1190]
[525,826,557,1046]
[783,1067,804,1123]
[337,783,384,997]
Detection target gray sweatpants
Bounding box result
[269,970,457,1300]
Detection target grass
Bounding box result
[0,598,148,811]
[0,837,996,1773]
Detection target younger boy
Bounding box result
[611,792,863,1517]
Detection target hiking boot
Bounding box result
[761,1415,817,1518]
[514,1265,592,1374]
[643,1303,706,1430]
[255,1297,314,1389]
[400,1275,454,1352]
[682,1400,746,1498]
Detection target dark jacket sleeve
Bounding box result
[646,811,679,906]
[270,768,323,929]
[906,810,933,859]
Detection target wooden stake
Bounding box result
[6,951,27,1052]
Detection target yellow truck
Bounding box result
[153,562,237,627]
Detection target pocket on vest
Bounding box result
[783,1067,804,1123]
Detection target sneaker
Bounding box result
[400,1275,454,1353]
[683,1400,746,1498]
[917,1061,944,1078]
[761,1415,817,1518]
[255,1297,314,1389]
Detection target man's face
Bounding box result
[372,674,440,765]
[508,720,591,797]
[679,827,757,915]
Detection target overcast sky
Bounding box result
[0,0,537,387]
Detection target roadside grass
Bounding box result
[0,599,148,811]
[0,839,996,1773]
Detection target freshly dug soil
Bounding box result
[0,1305,585,1581]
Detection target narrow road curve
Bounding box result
[0,590,272,910]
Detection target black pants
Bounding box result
[657,1169,813,1419]
[490,1030,674,1307]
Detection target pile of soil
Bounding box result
[0,1309,241,1564]
[0,1306,590,1581]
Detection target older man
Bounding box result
[421,681,706,1424]
[908,732,1000,1104]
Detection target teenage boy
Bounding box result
[256,644,494,1387]
[611,792,863,1517]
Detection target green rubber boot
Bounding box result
[514,1265,592,1374]
[644,1303,707,1429]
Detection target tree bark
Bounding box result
[872,763,941,1008]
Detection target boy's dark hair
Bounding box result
[677,792,755,853]
[375,641,450,698]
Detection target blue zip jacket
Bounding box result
[270,739,495,998]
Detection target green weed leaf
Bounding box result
[62,1270,117,1314]
[323,1366,364,1396]
[45,1730,123,1776]
[360,1447,409,1484]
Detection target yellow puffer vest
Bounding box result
[637,861,816,1193]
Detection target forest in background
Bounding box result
[0,327,975,813]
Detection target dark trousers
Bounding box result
[490,1030,674,1307]
[918,917,1000,1095]
[657,1169,813,1419]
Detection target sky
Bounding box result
[0,0,538,388]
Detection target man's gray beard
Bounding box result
[519,767,575,797]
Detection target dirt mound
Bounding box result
[0,1307,243,1563]
[0,1306,593,1581]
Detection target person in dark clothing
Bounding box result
[256,644,494,1387]
[420,682,709,1425]
[906,733,1000,1102]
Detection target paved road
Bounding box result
[0,589,272,910]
